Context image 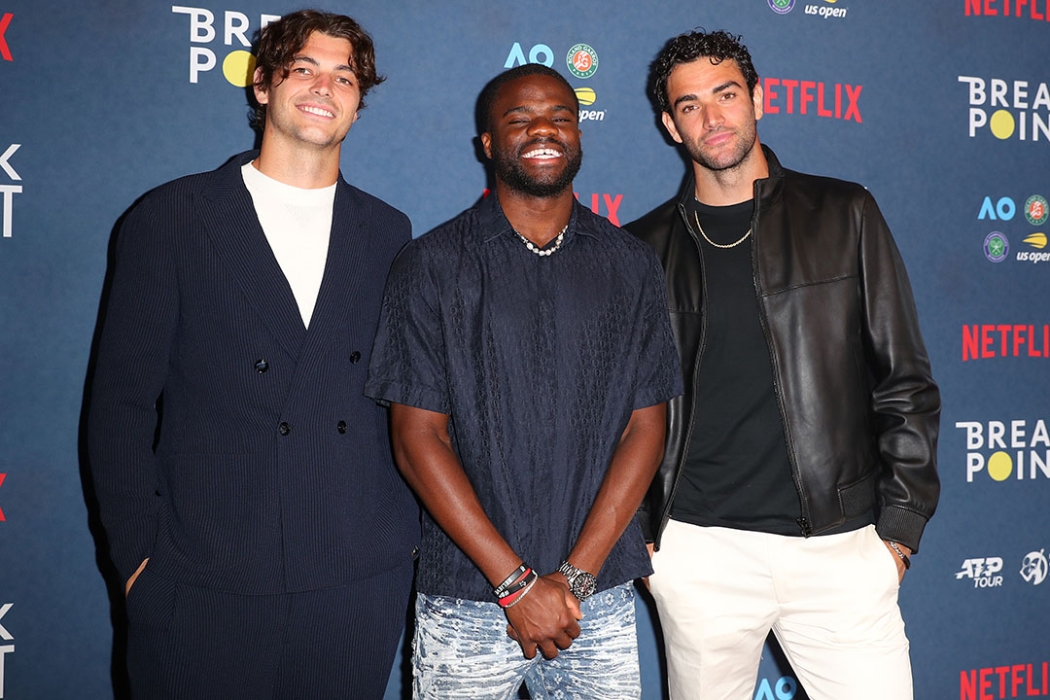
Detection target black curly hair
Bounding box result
[651,29,758,114]
[478,63,578,134]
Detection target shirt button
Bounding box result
[278,422,291,436]
[349,351,362,363]
[254,359,269,373]
[337,420,348,434]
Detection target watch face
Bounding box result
[572,572,598,599]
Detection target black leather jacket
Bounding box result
[625,146,940,552]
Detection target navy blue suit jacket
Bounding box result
[89,152,419,594]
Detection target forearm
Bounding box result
[390,404,521,586]
[567,403,667,576]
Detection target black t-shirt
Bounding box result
[670,198,802,535]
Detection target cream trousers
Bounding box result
[650,521,913,700]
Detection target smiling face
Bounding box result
[661,57,764,174]
[253,31,361,152]
[481,74,582,199]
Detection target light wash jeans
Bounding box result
[413,582,641,699]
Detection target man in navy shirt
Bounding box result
[366,64,682,698]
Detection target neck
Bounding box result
[254,137,341,189]
[692,142,769,207]
[495,181,575,247]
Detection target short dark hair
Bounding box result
[250,9,384,131]
[651,29,758,114]
[478,64,579,133]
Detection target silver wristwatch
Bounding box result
[557,560,598,600]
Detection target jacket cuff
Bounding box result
[876,507,929,553]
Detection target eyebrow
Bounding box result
[291,54,355,74]
[501,103,576,118]
[671,79,743,109]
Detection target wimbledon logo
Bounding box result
[984,232,1009,262]
[769,0,796,13]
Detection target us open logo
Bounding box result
[566,44,598,79]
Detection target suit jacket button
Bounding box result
[255,359,269,373]
[278,422,291,436]
[349,351,362,363]
[337,420,348,434]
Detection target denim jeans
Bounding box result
[413,582,641,699]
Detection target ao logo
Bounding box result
[171,6,280,85]
[504,43,557,69]
[1021,549,1048,585]
[504,42,598,79]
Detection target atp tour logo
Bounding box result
[955,419,1050,483]
[1021,549,1048,585]
[504,42,607,122]
[956,557,1004,588]
[171,5,280,85]
[0,13,12,61]
[958,75,1050,142]
[1,144,21,239]
[0,603,12,699]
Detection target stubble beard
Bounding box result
[686,123,758,174]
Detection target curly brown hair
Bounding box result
[651,29,758,114]
[250,9,384,131]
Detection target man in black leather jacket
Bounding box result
[625,29,940,700]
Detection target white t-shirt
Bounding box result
[241,161,335,328]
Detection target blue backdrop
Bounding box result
[1,1,1049,698]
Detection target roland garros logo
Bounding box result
[567,44,598,79]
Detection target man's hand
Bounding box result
[125,557,149,597]
[642,542,656,591]
[883,541,911,583]
[504,574,583,659]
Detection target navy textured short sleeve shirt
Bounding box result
[366,193,683,601]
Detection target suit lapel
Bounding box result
[293,180,369,374]
[197,155,308,359]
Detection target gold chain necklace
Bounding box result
[694,210,752,249]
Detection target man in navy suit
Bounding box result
[88,10,418,698]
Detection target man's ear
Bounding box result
[661,111,684,145]
[253,67,268,105]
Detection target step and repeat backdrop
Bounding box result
[2,0,1048,698]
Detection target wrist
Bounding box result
[887,541,912,570]
[557,560,598,600]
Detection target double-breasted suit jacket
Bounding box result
[89,152,419,595]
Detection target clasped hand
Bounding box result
[504,573,583,659]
